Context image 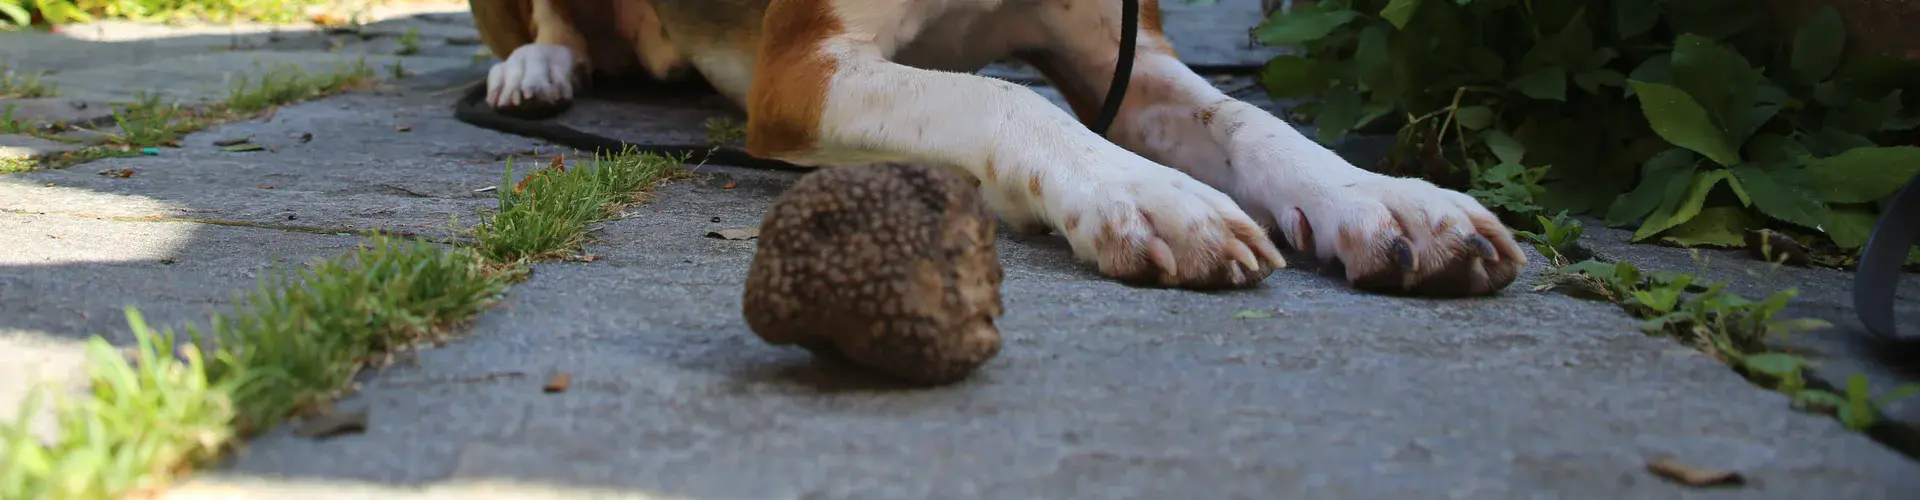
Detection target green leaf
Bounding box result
[1455,106,1494,130]
[1799,146,1920,203]
[1315,89,1362,145]
[1259,56,1331,99]
[1732,165,1832,230]
[1256,6,1362,46]
[1614,0,1659,38]
[1624,54,1671,97]
[1670,34,1760,141]
[1608,148,1699,226]
[1629,81,1742,167]
[1232,309,1277,319]
[1822,206,1879,249]
[1735,105,1782,144]
[0,2,31,26]
[1510,66,1568,101]
[1481,129,1526,164]
[1791,6,1847,85]
[1660,206,1756,247]
[1742,353,1808,378]
[1354,25,1397,94]
[1574,69,1625,94]
[1826,90,1903,134]
[1746,134,1809,168]
[1634,170,1729,241]
[1380,0,1425,29]
[1803,127,1878,157]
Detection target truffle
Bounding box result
[743,163,1005,385]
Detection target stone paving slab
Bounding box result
[0,1,1916,497]
[200,166,1920,499]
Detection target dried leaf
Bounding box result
[394,125,412,132]
[1646,457,1745,487]
[212,137,251,147]
[544,372,573,393]
[294,410,369,439]
[221,144,266,152]
[98,169,135,178]
[1745,229,1811,266]
[723,182,739,189]
[706,227,760,240]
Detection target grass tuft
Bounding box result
[472,147,687,263]
[0,235,509,499]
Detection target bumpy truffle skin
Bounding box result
[743,163,1005,385]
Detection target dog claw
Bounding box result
[1470,235,1498,262]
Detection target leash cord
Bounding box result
[1088,0,1139,138]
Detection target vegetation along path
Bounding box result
[2,0,1917,498]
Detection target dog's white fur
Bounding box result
[476,0,1526,293]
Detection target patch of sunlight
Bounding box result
[0,330,93,444]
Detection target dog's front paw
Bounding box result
[485,43,578,119]
[1271,176,1527,296]
[1060,168,1288,290]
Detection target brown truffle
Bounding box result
[743,163,1005,385]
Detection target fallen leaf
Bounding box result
[1232,309,1277,319]
[212,137,251,147]
[294,410,368,439]
[394,125,411,132]
[1646,457,1745,487]
[544,372,572,393]
[723,182,738,189]
[1745,229,1811,267]
[221,144,266,152]
[97,168,135,178]
[706,227,760,240]
[258,185,275,189]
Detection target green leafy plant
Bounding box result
[0,63,57,98]
[2,0,324,28]
[1255,0,1920,261]
[1514,209,1585,262]
[396,28,420,56]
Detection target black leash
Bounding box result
[1855,171,1920,342]
[453,0,1146,162]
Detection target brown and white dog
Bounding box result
[467,0,1527,295]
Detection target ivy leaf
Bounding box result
[1380,0,1425,30]
[1510,66,1568,101]
[1629,81,1742,167]
[1259,56,1331,99]
[1661,206,1758,247]
[1790,6,1847,85]
[1455,106,1494,130]
[1624,54,1671,97]
[1608,148,1699,226]
[1732,165,1833,230]
[1822,207,1880,249]
[1614,0,1660,39]
[1315,89,1363,145]
[1634,170,1730,241]
[1256,5,1361,46]
[1481,129,1526,164]
[1798,146,1920,203]
[1354,25,1397,95]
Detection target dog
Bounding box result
[466,0,1528,295]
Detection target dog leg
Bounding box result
[1030,2,1525,296]
[483,0,592,114]
[745,0,1285,290]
